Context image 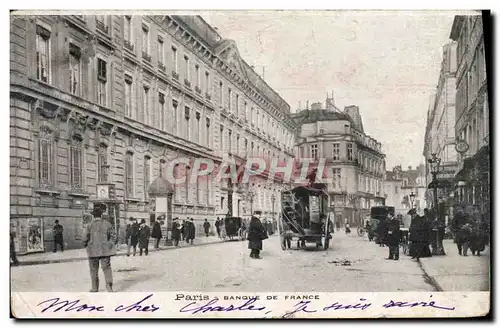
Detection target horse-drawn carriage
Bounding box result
[278,184,333,251]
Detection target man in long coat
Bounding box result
[151,218,163,250]
[186,218,196,245]
[138,219,151,256]
[203,219,211,237]
[172,218,181,247]
[247,215,268,259]
[83,203,116,292]
[53,220,64,252]
[386,215,402,260]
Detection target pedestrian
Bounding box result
[247,214,268,259]
[172,218,181,247]
[239,219,247,241]
[452,206,470,256]
[138,219,150,256]
[10,231,20,266]
[408,209,432,260]
[282,221,292,249]
[53,220,64,252]
[180,220,186,242]
[83,203,116,292]
[186,218,196,245]
[335,220,341,232]
[470,206,487,256]
[151,218,163,250]
[203,219,210,237]
[215,217,221,238]
[345,222,351,235]
[365,219,374,241]
[386,215,401,260]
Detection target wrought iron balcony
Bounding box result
[158,62,166,72]
[142,52,151,63]
[96,20,109,34]
[124,40,134,52]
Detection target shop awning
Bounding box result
[454,145,490,183]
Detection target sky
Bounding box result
[202,10,472,170]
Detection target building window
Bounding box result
[69,44,81,95]
[251,107,255,124]
[124,16,132,44]
[236,134,240,156]
[174,164,180,202]
[97,144,109,183]
[69,138,83,190]
[244,102,248,120]
[172,100,178,135]
[158,92,165,131]
[310,144,318,159]
[184,55,190,81]
[36,25,51,83]
[228,88,232,111]
[205,71,210,94]
[185,106,191,140]
[125,152,134,198]
[332,168,341,189]
[143,86,150,125]
[38,128,54,189]
[220,125,224,154]
[332,143,340,160]
[159,159,166,178]
[206,117,211,147]
[195,112,201,144]
[219,81,223,103]
[144,156,151,200]
[142,23,149,55]
[228,129,232,154]
[97,58,107,106]
[244,138,248,155]
[195,64,200,88]
[157,35,165,65]
[236,94,239,117]
[125,74,133,118]
[172,46,178,74]
[347,143,353,161]
[185,167,190,203]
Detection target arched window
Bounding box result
[38,127,54,189]
[69,135,83,191]
[125,152,134,198]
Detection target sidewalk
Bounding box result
[13,236,223,267]
[419,239,490,291]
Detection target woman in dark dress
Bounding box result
[247,216,268,259]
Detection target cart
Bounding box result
[223,217,242,241]
[279,184,333,251]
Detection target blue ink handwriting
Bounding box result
[37,298,105,313]
[115,294,160,313]
[282,301,318,318]
[179,297,266,314]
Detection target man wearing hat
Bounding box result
[126,217,139,256]
[83,203,116,292]
[172,217,181,247]
[138,219,151,256]
[53,219,64,252]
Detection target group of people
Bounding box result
[451,205,489,256]
[171,218,197,246]
[124,217,161,256]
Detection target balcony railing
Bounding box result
[96,20,109,34]
[195,86,202,94]
[172,71,179,80]
[124,40,134,52]
[184,79,191,88]
[142,52,151,63]
[158,62,166,72]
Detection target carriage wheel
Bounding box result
[357,226,365,237]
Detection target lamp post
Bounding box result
[428,153,445,255]
[409,191,415,209]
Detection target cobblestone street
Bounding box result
[12,233,442,293]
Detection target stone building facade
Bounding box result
[423,42,458,208]
[449,15,490,215]
[10,14,295,254]
[292,98,386,227]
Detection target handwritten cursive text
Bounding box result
[37,298,105,313]
[179,297,267,314]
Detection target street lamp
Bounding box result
[428,153,445,256]
[409,191,415,209]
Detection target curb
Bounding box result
[12,239,225,267]
[417,259,444,292]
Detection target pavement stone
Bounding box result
[419,239,490,291]
[12,236,223,267]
